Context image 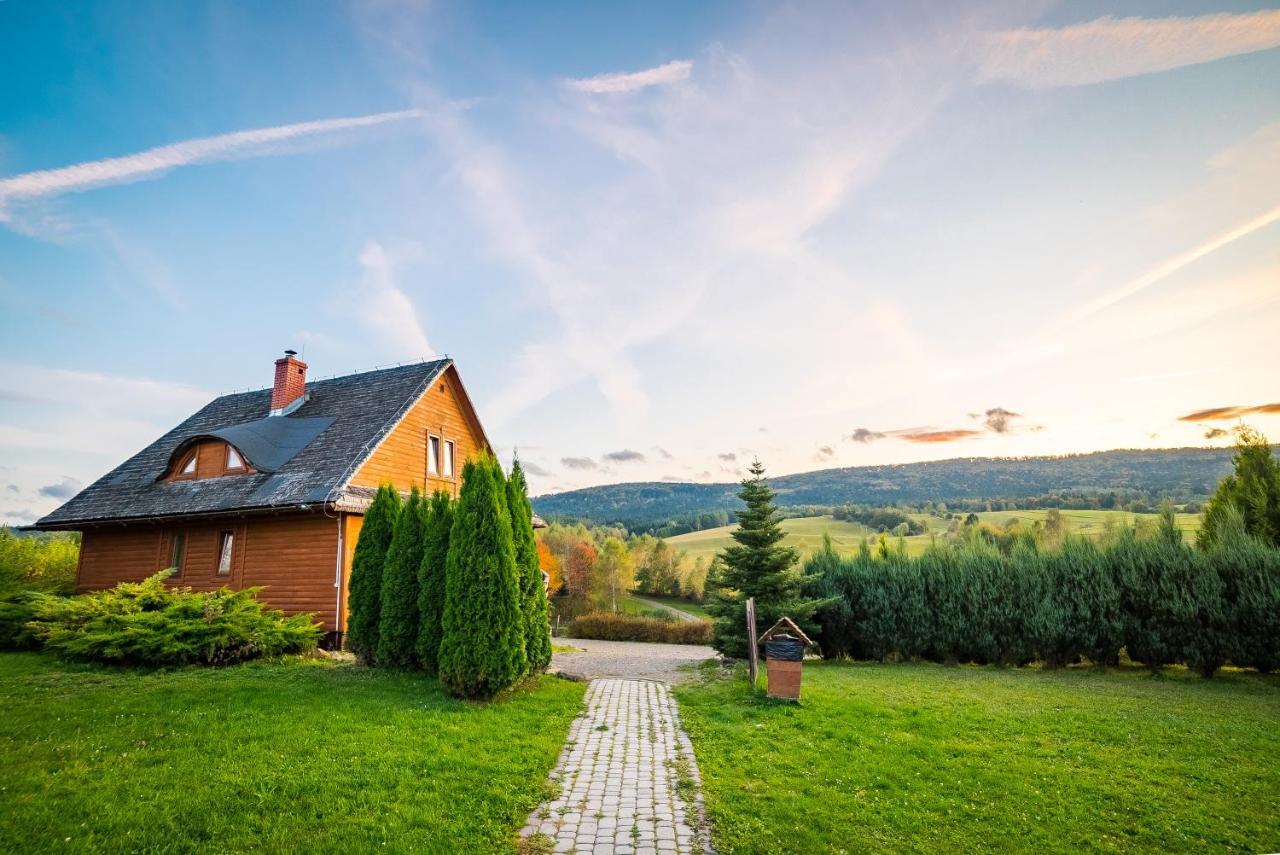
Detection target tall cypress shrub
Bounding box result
[438,456,526,699]
[416,490,454,673]
[378,487,427,668]
[805,535,856,660]
[508,459,551,673]
[345,484,401,664]
[1204,506,1280,673]
[1111,526,1188,671]
[1031,536,1121,667]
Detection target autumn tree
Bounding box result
[595,536,636,612]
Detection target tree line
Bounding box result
[701,428,1280,678]
[345,456,551,699]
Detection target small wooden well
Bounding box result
[761,617,811,701]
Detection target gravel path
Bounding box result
[552,639,718,684]
[521,678,713,854]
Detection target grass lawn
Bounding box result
[666,510,1204,563]
[675,662,1280,854]
[0,652,584,853]
[634,594,712,620]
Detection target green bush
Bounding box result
[438,456,526,699]
[0,528,80,650]
[1030,537,1122,668]
[378,487,426,668]
[508,460,551,674]
[27,572,321,666]
[346,484,401,664]
[567,612,712,645]
[416,490,454,673]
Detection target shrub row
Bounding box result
[807,509,1280,677]
[23,572,322,666]
[568,612,712,645]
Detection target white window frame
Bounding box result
[428,434,441,476]
[216,531,234,577]
[443,439,456,479]
[225,445,245,471]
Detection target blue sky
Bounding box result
[2,0,1279,524]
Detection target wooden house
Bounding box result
[32,351,499,643]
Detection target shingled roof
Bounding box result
[34,359,452,529]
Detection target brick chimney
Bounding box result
[270,350,308,416]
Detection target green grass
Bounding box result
[632,594,711,620]
[666,510,1204,562]
[675,661,1280,854]
[0,653,585,853]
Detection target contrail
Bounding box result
[0,109,423,205]
[1062,203,1280,325]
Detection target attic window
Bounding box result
[225,445,245,471]
[179,454,197,476]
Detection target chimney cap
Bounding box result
[284,349,298,357]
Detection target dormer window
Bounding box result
[178,453,197,477]
[225,445,245,471]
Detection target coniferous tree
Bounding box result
[1200,426,1280,548]
[416,490,454,673]
[508,459,552,673]
[439,456,526,698]
[345,484,401,664]
[706,459,821,658]
[378,487,427,668]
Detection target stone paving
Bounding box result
[521,678,713,854]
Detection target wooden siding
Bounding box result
[77,513,343,629]
[349,365,488,499]
[339,514,363,631]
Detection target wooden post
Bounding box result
[745,597,758,686]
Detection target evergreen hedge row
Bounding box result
[807,509,1280,677]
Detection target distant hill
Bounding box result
[532,447,1237,531]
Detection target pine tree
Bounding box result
[378,486,427,668]
[705,459,819,658]
[508,459,552,673]
[1200,427,1280,549]
[438,456,526,699]
[345,484,401,664]
[416,490,454,673]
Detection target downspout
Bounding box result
[333,513,345,644]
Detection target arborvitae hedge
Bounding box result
[508,460,552,673]
[416,490,454,673]
[806,509,1280,677]
[345,484,400,664]
[378,487,427,668]
[438,456,526,699]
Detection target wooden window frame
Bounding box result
[224,444,247,473]
[427,434,441,477]
[169,530,188,577]
[216,530,234,577]
[172,451,198,480]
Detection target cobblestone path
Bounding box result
[521,679,713,854]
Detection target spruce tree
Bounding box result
[438,456,526,699]
[1200,427,1280,548]
[416,490,454,673]
[345,484,401,664]
[378,487,427,668]
[508,458,552,673]
[706,459,819,658]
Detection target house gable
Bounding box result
[348,365,491,497]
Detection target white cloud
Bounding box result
[350,241,435,361]
[977,10,1280,88]
[565,60,693,94]
[0,109,423,215]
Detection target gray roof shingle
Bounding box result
[34,359,451,528]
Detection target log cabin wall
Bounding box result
[348,365,488,499]
[76,512,343,629]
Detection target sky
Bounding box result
[1,0,1279,525]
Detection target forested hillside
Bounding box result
[532,447,1238,532]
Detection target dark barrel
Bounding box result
[765,634,804,662]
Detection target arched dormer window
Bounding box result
[163,440,254,481]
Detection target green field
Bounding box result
[676,661,1280,854]
[665,510,1203,562]
[0,653,584,853]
